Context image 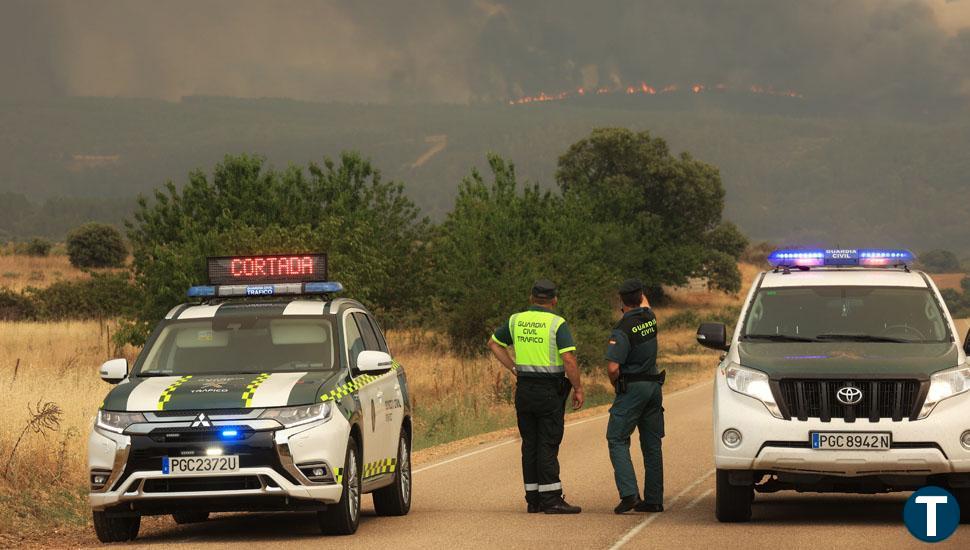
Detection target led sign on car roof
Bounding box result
[187,253,342,298]
[207,253,328,285]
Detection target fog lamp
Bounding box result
[961,430,970,450]
[722,428,742,449]
[312,467,325,477]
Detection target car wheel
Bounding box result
[715,469,753,523]
[172,511,209,524]
[92,511,140,542]
[318,436,361,535]
[373,430,412,516]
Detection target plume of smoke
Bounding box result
[1,0,969,109]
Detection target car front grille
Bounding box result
[142,475,263,493]
[776,379,924,422]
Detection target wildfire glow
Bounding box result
[508,80,803,105]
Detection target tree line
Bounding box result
[118,128,745,364]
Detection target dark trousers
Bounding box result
[515,377,568,505]
[606,380,664,504]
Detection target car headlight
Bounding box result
[918,365,970,419]
[260,402,333,428]
[723,363,783,418]
[96,410,146,433]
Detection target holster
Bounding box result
[616,371,666,395]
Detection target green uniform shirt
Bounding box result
[605,307,659,375]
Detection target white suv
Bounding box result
[697,249,970,522]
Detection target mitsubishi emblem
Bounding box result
[191,413,212,428]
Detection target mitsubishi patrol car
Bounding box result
[696,249,970,523]
[88,254,412,542]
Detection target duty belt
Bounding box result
[622,371,666,384]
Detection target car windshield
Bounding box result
[742,286,950,343]
[136,316,336,376]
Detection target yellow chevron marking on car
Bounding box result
[156,375,192,411]
[319,362,401,402]
[363,458,397,478]
[241,373,271,407]
[334,467,343,484]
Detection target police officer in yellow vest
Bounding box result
[487,280,584,514]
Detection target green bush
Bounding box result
[0,288,37,321]
[66,223,127,268]
[28,272,136,320]
[940,288,970,319]
[24,238,52,257]
[920,249,960,273]
[124,153,430,344]
[665,310,701,329]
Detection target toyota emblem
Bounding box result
[836,386,863,406]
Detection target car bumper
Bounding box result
[88,410,351,512]
[713,374,970,477]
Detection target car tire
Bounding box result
[715,469,753,523]
[318,436,361,535]
[373,430,412,516]
[172,511,209,524]
[92,511,140,542]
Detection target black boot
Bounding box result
[527,502,541,514]
[614,495,642,514]
[634,502,664,513]
[542,495,582,514]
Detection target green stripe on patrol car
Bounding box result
[319,362,400,402]
[157,375,192,410]
[242,373,270,407]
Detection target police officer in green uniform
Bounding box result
[606,278,665,514]
[487,280,584,514]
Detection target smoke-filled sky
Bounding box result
[3,0,970,107]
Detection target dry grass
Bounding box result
[930,272,966,292]
[0,254,88,292]
[0,264,758,545]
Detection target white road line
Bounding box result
[608,470,715,550]
[413,380,713,475]
[684,488,714,510]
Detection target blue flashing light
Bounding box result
[186,281,344,298]
[768,248,915,268]
[305,282,344,294]
[219,428,241,440]
[187,285,216,297]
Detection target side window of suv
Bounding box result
[353,312,381,351]
[344,315,366,370]
[367,316,389,353]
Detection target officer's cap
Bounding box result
[618,278,644,296]
[531,279,558,299]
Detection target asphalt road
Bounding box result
[118,380,970,550]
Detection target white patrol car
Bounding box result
[88,254,411,541]
[696,249,970,522]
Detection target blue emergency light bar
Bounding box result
[187,281,344,298]
[767,248,915,268]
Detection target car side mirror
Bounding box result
[357,350,394,373]
[697,323,729,352]
[964,328,970,355]
[99,358,128,384]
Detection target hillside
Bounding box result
[1,96,969,252]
